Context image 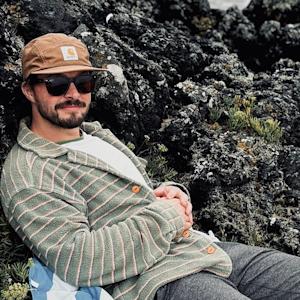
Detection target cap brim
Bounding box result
[31,65,107,75]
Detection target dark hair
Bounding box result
[26,74,38,87]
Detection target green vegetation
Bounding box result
[0,259,32,300]
[1,283,30,300]
[209,95,283,143]
[127,135,178,182]
[192,16,215,35]
[0,209,31,300]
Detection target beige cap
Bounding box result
[22,33,106,79]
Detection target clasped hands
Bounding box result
[154,185,193,232]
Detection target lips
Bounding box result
[60,104,82,109]
[55,100,86,110]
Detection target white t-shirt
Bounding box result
[61,132,148,186]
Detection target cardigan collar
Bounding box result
[17,117,106,158]
[17,117,152,188]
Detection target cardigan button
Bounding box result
[207,245,216,254]
[182,229,190,238]
[132,185,141,193]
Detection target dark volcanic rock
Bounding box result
[244,0,300,27]
[108,12,208,83]
[217,6,257,63]
[211,2,300,71]
[255,21,300,70]
[250,59,300,146]
[0,2,27,167]
[158,104,202,172]
[201,53,254,88]
[18,0,80,41]
[72,24,171,142]
[158,0,210,24]
[0,0,299,265]
[188,131,300,255]
[279,146,300,190]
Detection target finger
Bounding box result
[184,213,190,222]
[166,186,182,198]
[188,213,193,225]
[184,211,193,224]
[185,201,192,214]
[183,203,193,224]
[179,198,187,207]
[166,189,179,199]
[173,190,188,204]
[182,194,189,203]
[179,198,190,209]
[183,221,193,231]
[155,196,167,201]
[153,185,166,197]
[168,199,190,225]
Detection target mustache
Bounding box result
[55,100,86,109]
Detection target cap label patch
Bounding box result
[60,46,78,61]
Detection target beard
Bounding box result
[37,99,89,129]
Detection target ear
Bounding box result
[21,81,36,104]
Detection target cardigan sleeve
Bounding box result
[8,187,184,287]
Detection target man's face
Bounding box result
[30,71,92,129]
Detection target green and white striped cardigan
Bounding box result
[1,118,232,300]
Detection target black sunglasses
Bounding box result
[29,73,96,96]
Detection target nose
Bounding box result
[64,82,80,99]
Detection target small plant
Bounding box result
[0,206,32,299]
[1,282,30,300]
[228,108,248,130]
[146,150,178,182]
[192,16,215,35]
[9,260,33,283]
[126,141,136,151]
[132,135,178,182]
[209,106,224,123]
[0,259,32,300]
[209,95,283,143]
[249,117,283,143]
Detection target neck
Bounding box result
[31,117,81,143]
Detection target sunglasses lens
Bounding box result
[46,77,69,96]
[43,74,95,96]
[74,74,95,93]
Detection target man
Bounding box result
[1,33,299,300]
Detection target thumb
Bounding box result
[153,185,166,197]
[166,190,176,199]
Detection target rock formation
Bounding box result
[0,0,299,269]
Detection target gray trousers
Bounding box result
[155,242,300,299]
